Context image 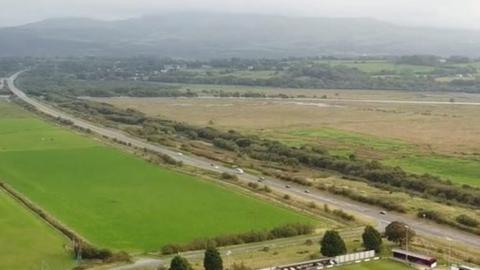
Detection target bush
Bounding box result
[247,182,259,189]
[170,255,193,270]
[456,214,479,227]
[74,243,114,260]
[221,172,238,181]
[332,209,355,221]
[213,138,239,152]
[160,223,314,254]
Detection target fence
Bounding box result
[335,250,376,264]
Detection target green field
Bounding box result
[0,190,73,269]
[0,101,319,252]
[314,60,436,74]
[337,260,413,270]
[299,129,480,187]
[255,128,412,159]
[384,155,480,187]
[272,128,479,187]
[287,128,411,153]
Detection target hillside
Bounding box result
[1,13,480,58]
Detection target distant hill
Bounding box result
[1,13,480,59]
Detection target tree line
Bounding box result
[15,56,480,94]
[168,222,411,270]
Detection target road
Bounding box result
[111,227,364,270]
[6,71,480,258]
[194,96,480,106]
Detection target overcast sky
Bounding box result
[1,0,480,29]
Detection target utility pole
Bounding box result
[446,237,452,268]
[404,225,409,264]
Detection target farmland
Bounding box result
[0,100,321,252]
[97,87,480,187]
[0,190,73,269]
[313,59,438,74]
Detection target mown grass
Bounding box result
[384,155,480,187]
[0,190,73,269]
[0,101,320,252]
[337,259,414,270]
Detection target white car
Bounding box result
[235,168,244,174]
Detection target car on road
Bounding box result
[380,211,387,215]
[285,185,291,188]
[177,152,183,156]
[235,168,244,174]
[304,189,310,193]
[258,176,265,182]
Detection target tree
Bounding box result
[385,221,415,245]
[204,247,223,270]
[170,255,192,270]
[320,230,347,257]
[362,226,383,252]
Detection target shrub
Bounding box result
[170,256,192,270]
[247,182,259,189]
[221,172,238,181]
[160,223,313,254]
[456,214,479,227]
[332,209,355,221]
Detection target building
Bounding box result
[392,249,437,268]
[272,250,376,270]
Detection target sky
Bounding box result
[1,0,480,29]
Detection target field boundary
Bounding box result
[0,181,90,247]
[10,96,351,229]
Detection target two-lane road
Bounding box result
[6,71,480,250]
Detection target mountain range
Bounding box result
[1,13,479,59]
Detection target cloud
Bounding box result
[1,0,479,29]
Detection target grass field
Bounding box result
[314,59,437,74]
[97,90,480,187]
[0,100,321,252]
[287,128,411,153]
[385,155,480,187]
[337,260,413,270]
[0,190,73,269]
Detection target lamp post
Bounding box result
[446,237,452,268]
[404,225,409,264]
